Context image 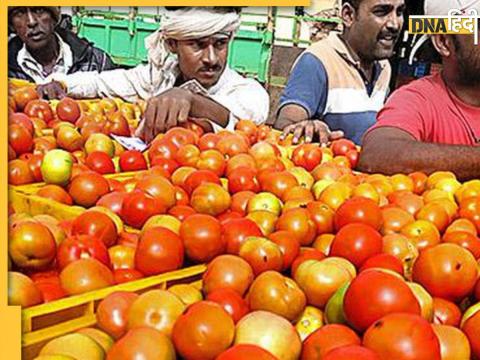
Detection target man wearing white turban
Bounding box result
[38,7,269,142]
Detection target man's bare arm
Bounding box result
[273,104,309,130]
[357,127,480,181]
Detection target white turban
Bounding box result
[145,8,241,67]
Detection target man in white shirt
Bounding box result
[38,7,270,142]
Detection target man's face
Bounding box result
[453,32,480,86]
[172,34,230,89]
[345,0,405,61]
[10,7,56,51]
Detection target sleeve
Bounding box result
[278,52,328,118]
[209,77,270,131]
[50,64,155,103]
[365,84,428,141]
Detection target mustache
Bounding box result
[378,30,400,39]
[198,65,222,72]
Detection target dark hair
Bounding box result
[342,0,363,9]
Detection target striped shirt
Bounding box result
[279,32,392,144]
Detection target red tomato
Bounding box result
[56,97,81,124]
[462,308,480,359]
[96,191,126,215]
[432,297,461,327]
[230,191,256,216]
[268,230,301,271]
[121,190,166,228]
[344,269,421,332]
[34,277,66,303]
[9,124,33,155]
[334,197,383,231]
[59,258,114,295]
[203,255,254,296]
[134,227,184,276]
[442,231,480,259]
[206,288,250,323]
[218,211,243,223]
[198,133,220,151]
[307,201,335,234]
[183,169,221,194]
[301,324,361,360]
[13,86,38,111]
[26,153,44,182]
[260,171,298,200]
[197,149,226,177]
[228,167,260,193]
[135,174,176,209]
[190,182,231,216]
[71,211,118,247]
[345,149,359,168]
[180,214,225,263]
[363,313,441,360]
[168,205,196,221]
[276,208,317,246]
[323,345,380,360]
[359,253,404,276]
[148,138,178,162]
[330,223,383,268]
[96,291,138,339]
[331,139,356,156]
[459,197,480,233]
[56,234,110,270]
[68,171,110,208]
[86,151,115,174]
[164,127,198,148]
[9,159,35,185]
[217,344,277,360]
[24,99,54,122]
[172,301,235,360]
[223,218,263,255]
[412,243,478,302]
[119,150,148,172]
[291,248,326,277]
[113,269,144,284]
[292,144,323,171]
[150,158,179,176]
[9,112,34,135]
[107,111,131,136]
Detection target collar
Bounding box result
[17,33,73,81]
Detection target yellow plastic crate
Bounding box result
[22,265,206,359]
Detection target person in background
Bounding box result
[358,0,480,181]
[8,7,116,88]
[37,7,270,143]
[274,0,405,145]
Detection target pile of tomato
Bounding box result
[7,86,480,360]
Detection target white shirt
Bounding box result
[18,33,73,84]
[52,56,270,131]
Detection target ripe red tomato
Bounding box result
[9,124,33,155]
[462,308,480,359]
[345,149,359,168]
[276,208,317,246]
[9,112,34,135]
[292,144,323,171]
[301,324,361,360]
[183,169,221,194]
[168,205,196,221]
[96,291,138,339]
[432,297,461,327]
[412,243,478,302]
[56,234,110,270]
[59,258,114,295]
[206,288,250,323]
[71,211,118,247]
[34,276,66,302]
[442,231,480,259]
[13,86,38,111]
[121,190,166,229]
[26,153,44,182]
[323,345,380,360]
[68,171,110,207]
[164,127,198,148]
[172,301,235,360]
[217,133,249,157]
[344,269,421,332]
[307,201,335,234]
[228,167,260,193]
[9,159,35,185]
[119,150,147,171]
[268,230,301,271]
[223,218,263,255]
[24,99,54,122]
[96,191,126,215]
[291,248,326,277]
[217,344,277,360]
[359,253,404,276]
[334,197,383,231]
[134,227,184,276]
[363,313,441,360]
[86,151,115,174]
[230,191,256,215]
[330,223,383,268]
[331,139,356,156]
[135,175,176,209]
[260,171,298,200]
[148,138,178,162]
[190,182,231,216]
[106,111,131,136]
[56,97,81,124]
[180,214,225,263]
[150,158,179,176]
[459,196,480,233]
[203,255,254,296]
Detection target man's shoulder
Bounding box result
[390,74,444,101]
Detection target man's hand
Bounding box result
[36,81,67,100]
[136,88,193,144]
[280,120,344,145]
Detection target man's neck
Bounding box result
[27,34,59,67]
[443,71,480,107]
[340,33,375,82]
